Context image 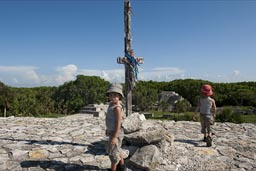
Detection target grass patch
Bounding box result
[147,111,194,121]
[240,114,256,123]
[146,110,256,124]
[36,113,65,118]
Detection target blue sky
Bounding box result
[0,0,256,87]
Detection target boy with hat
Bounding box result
[193,84,217,147]
[105,83,127,171]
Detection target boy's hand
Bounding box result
[111,137,118,145]
[105,129,109,136]
[193,115,197,121]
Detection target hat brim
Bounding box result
[201,91,213,96]
[106,91,124,98]
[106,83,124,99]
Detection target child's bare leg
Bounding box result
[117,154,127,171]
[208,126,211,137]
[119,158,124,165]
[111,163,117,171]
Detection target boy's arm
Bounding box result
[193,100,200,121]
[212,99,217,118]
[111,106,122,144]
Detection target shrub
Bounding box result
[174,99,191,113]
[216,107,242,124]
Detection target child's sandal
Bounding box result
[117,163,127,171]
[206,136,212,147]
[203,136,207,142]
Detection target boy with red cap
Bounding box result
[193,84,217,147]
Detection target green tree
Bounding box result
[54,75,109,114]
[0,83,14,117]
[12,88,38,116]
[174,99,191,113]
[34,87,57,114]
[159,100,169,112]
[133,81,159,111]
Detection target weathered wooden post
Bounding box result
[117,0,143,116]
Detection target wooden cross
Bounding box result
[117,0,143,116]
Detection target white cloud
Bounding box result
[0,65,78,87]
[78,69,125,83]
[140,67,185,81]
[0,65,255,87]
[0,65,124,87]
[0,66,40,86]
[152,67,184,73]
[233,70,241,76]
[195,70,249,83]
[55,64,78,85]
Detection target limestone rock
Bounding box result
[122,112,145,134]
[29,149,49,159]
[124,126,166,147]
[129,145,163,171]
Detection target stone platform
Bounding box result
[0,114,255,171]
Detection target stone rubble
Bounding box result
[0,114,255,171]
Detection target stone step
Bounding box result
[79,104,108,118]
[79,110,99,114]
[79,110,105,118]
[80,107,101,112]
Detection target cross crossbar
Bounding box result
[117,56,144,64]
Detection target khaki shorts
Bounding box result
[200,114,214,134]
[106,129,124,164]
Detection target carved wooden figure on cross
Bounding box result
[117,50,144,66]
[117,49,143,91]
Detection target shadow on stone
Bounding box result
[174,139,203,147]
[20,160,104,171]
[0,138,87,146]
[85,140,107,155]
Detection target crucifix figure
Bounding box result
[117,0,144,116]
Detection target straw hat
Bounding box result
[106,83,124,99]
[200,84,213,96]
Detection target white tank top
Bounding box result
[105,104,125,131]
[199,97,213,115]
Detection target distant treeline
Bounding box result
[1,75,256,117]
